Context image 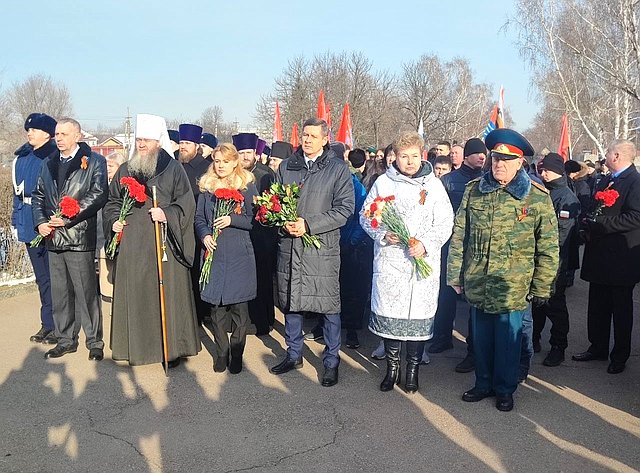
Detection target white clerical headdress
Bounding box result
[134,113,174,158]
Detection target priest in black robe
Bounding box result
[104,114,200,366]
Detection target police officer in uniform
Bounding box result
[12,113,58,344]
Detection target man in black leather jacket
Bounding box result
[32,118,109,361]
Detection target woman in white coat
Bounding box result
[360,131,454,393]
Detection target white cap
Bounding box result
[134,113,174,158]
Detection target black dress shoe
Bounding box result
[270,356,303,375]
[462,387,495,402]
[572,351,608,362]
[455,354,475,373]
[42,331,58,345]
[607,361,626,374]
[167,358,181,369]
[30,326,52,343]
[321,366,339,387]
[88,348,104,361]
[214,356,228,373]
[496,394,514,412]
[543,347,565,367]
[44,344,77,359]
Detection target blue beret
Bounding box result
[24,113,57,137]
[168,129,180,143]
[200,133,218,149]
[485,128,535,157]
[232,133,258,151]
[178,124,203,143]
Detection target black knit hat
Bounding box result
[463,138,487,157]
[348,149,366,168]
[539,152,565,175]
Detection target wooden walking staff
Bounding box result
[152,186,170,375]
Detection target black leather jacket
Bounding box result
[32,142,108,251]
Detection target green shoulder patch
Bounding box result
[531,180,550,194]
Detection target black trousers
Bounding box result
[211,302,249,358]
[533,285,570,349]
[49,250,103,349]
[339,241,372,330]
[587,282,634,363]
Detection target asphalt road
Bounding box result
[1,276,638,473]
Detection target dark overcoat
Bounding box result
[194,183,258,306]
[581,165,640,286]
[275,147,354,314]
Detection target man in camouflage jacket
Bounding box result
[447,129,559,412]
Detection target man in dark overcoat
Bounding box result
[574,139,640,374]
[269,118,355,387]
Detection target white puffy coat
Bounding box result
[360,164,454,340]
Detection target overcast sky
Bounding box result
[2,0,535,136]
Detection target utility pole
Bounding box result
[124,107,132,157]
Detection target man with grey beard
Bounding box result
[103,114,200,367]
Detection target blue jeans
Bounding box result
[285,312,341,368]
[471,307,525,396]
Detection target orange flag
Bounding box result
[558,113,570,161]
[336,103,353,149]
[290,123,299,148]
[273,101,283,143]
[317,90,328,121]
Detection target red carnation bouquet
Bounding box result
[254,182,321,249]
[593,188,619,215]
[199,188,245,290]
[106,176,147,259]
[362,195,432,278]
[30,196,81,247]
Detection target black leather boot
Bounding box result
[229,345,244,374]
[405,341,425,394]
[380,339,402,392]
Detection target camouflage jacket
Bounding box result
[447,168,559,313]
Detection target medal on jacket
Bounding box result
[517,207,529,222]
[419,189,427,205]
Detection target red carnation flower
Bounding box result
[595,189,619,208]
[370,202,378,212]
[371,218,379,229]
[59,196,80,218]
[272,203,282,212]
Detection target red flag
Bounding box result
[558,113,570,161]
[290,123,299,148]
[336,103,353,149]
[317,90,327,121]
[273,101,283,143]
[326,104,333,140]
